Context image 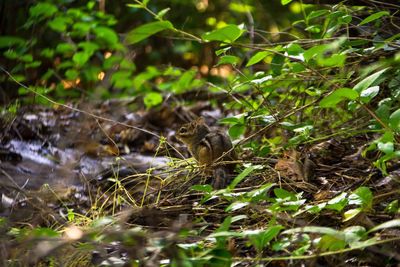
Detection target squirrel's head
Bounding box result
[176,117,209,143]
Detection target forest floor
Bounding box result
[1,101,399,266]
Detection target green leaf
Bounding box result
[72,22,92,36]
[29,3,57,18]
[290,62,305,72]
[219,116,244,125]
[93,26,118,45]
[40,69,55,81]
[247,225,284,252]
[247,183,275,202]
[303,44,328,61]
[229,3,254,13]
[360,86,380,103]
[307,10,329,21]
[271,54,285,75]
[349,187,373,210]
[326,192,348,211]
[216,216,232,233]
[300,204,324,214]
[48,17,71,32]
[281,0,293,5]
[25,61,41,69]
[359,11,390,26]
[246,51,269,67]
[386,33,400,42]
[41,48,54,58]
[317,53,346,67]
[0,36,25,48]
[344,226,367,244]
[202,24,244,43]
[250,74,273,85]
[191,184,213,193]
[229,165,256,189]
[389,108,400,131]
[82,65,101,82]
[173,69,196,93]
[283,226,342,236]
[385,199,400,215]
[368,219,400,233]
[56,43,76,54]
[226,201,249,212]
[385,200,399,214]
[377,141,394,154]
[21,54,33,62]
[73,52,90,66]
[274,188,296,200]
[103,55,123,69]
[217,55,240,66]
[209,231,243,238]
[56,60,75,70]
[67,208,75,221]
[133,67,160,90]
[228,124,245,139]
[144,92,163,108]
[78,42,99,54]
[65,69,79,80]
[125,21,174,44]
[376,102,391,124]
[320,88,359,108]
[372,131,395,158]
[305,25,322,34]
[112,70,134,88]
[318,235,346,251]
[339,14,352,24]
[127,4,143,9]
[215,46,231,56]
[156,8,170,20]
[353,68,388,93]
[286,43,304,55]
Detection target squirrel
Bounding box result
[176,117,236,189]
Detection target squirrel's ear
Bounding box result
[196,117,205,124]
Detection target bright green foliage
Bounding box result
[318,235,346,251]
[202,24,244,43]
[247,225,284,253]
[1,1,131,99]
[217,55,240,66]
[0,36,25,48]
[389,108,400,132]
[385,200,399,214]
[246,51,270,67]
[343,187,373,222]
[126,21,174,44]
[368,219,400,233]
[320,88,359,108]
[228,164,257,189]
[282,225,372,252]
[303,41,346,67]
[143,92,163,108]
[359,11,390,25]
[29,2,57,19]
[281,0,293,5]
[220,115,246,139]
[353,68,388,93]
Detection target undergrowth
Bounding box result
[1,0,400,266]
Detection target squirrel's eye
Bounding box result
[179,127,187,134]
